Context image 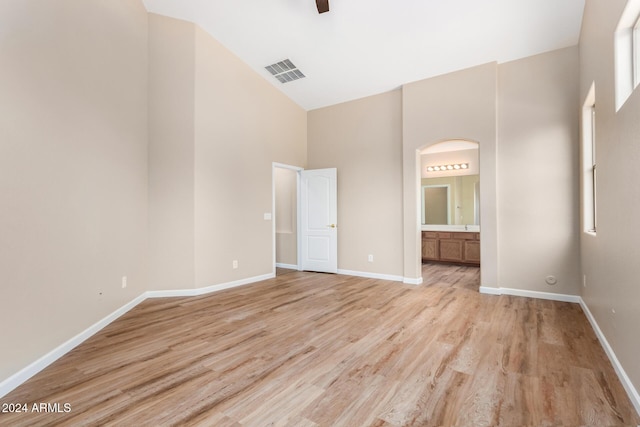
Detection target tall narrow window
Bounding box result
[590,106,597,232]
[582,83,597,234]
[614,0,640,110]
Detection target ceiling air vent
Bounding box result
[265,59,305,84]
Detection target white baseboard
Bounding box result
[0,293,147,399]
[276,267,419,285]
[0,272,274,399]
[478,286,501,295]
[579,298,640,416]
[403,276,423,285]
[146,273,274,298]
[337,269,404,282]
[275,263,298,270]
[479,286,580,303]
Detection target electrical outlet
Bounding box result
[583,274,587,288]
[122,276,127,289]
[368,254,374,263]
[233,260,238,269]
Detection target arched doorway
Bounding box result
[418,140,481,287]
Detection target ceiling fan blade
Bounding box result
[316,0,329,14]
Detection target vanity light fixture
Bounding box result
[426,163,469,172]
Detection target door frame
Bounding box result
[272,162,303,274]
[421,184,451,225]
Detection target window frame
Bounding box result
[614,0,640,110]
[589,106,597,233]
[633,14,640,88]
[582,83,597,235]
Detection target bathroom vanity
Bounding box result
[421,230,480,265]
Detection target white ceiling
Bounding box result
[142,0,585,111]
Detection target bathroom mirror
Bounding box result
[421,175,479,226]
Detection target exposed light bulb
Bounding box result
[426,163,470,172]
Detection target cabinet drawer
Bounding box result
[422,231,437,239]
[452,232,475,240]
[437,232,451,239]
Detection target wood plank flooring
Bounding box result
[1,264,638,426]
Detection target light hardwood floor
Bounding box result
[1,264,638,426]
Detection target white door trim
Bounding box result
[272,162,303,275]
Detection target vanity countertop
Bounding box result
[421,225,480,232]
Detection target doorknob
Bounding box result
[328,224,336,228]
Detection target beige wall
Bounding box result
[580,0,640,397]
[403,51,580,292]
[308,91,404,277]
[0,8,306,387]
[148,15,307,290]
[402,63,499,285]
[148,14,195,290]
[0,0,149,381]
[497,47,581,295]
[310,54,578,290]
[193,26,306,287]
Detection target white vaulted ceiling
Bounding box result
[142,0,585,110]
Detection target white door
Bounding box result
[300,168,337,273]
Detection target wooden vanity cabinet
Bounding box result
[421,231,480,265]
[421,232,439,261]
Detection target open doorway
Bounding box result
[272,163,302,275]
[418,140,480,285]
[272,163,339,276]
